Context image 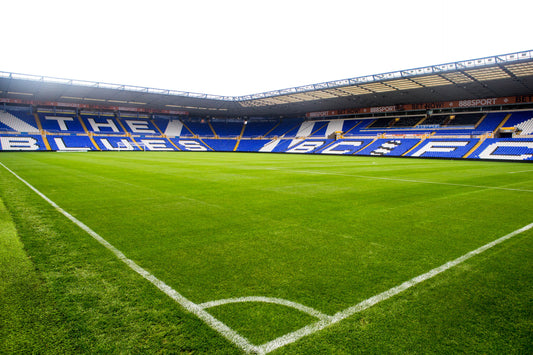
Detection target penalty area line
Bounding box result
[0,162,259,354]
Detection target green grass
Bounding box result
[0,152,531,353]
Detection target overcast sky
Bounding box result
[2,0,531,96]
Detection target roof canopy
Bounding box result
[1,50,532,117]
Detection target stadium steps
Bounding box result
[402,136,428,156]
[415,116,427,126]
[342,120,363,136]
[354,138,378,155]
[127,135,144,150]
[493,113,512,135]
[74,114,101,150]
[208,121,218,138]
[281,122,305,138]
[473,114,488,128]
[180,120,198,138]
[463,137,486,158]
[309,122,328,136]
[233,124,247,151]
[151,119,165,137]
[318,140,338,152]
[151,121,182,150]
[262,121,280,138]
[33,113,52,150]
[197,138,214,151]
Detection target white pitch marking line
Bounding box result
[0,162,260,355]
[508,170,533,174]
[263,167,533,193]
[199,296,332,322]
[256,221,533,354]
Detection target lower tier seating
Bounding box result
[1,107,532,160]
[2,133,531,160]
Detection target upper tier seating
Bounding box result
[516,118,533,135]
[210,122,243,137]
[38,112,85,133]
[242,120,278,138]
[182,121,215,137]
[241,121,278,138]
[309,122,329,136]
[502,111,533,127]
[81,114,125,134]
[392,116,424,127]
[153,119,185,137]
[0,110,39,133]
[419,115,447,126]
[341,120,362,135]
[368,117,394,128]
[473,112,507,133]
[264,119,304,138]
[447,113,484,126]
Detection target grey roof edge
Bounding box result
[1,49,531,102]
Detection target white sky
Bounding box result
[2,0,532,96]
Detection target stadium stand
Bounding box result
[316,138,375,155]
[93,136,139,151]
[168,138,211,151]
[469,138,533,160]
[1,108,532,160]
[210,121,243,138]
[0,134,47,150]
[0,110,39,133]
[420,115,447,126]
[368,117,394,128]
[393,116,424,127]
[341,119,363,135]
[241,120,279,138]
[153,118,186,137]
[48,135,96,151]
[473,112,508,134]
[264,119,304,138]
[446,113,484,126]
[1,49,533,161]
[182,120,216,137]
[499,111,532,128]
[81,113,125,134]
[355,139,420,157]
[407,139,478,159]
[38,111,86,134]
[309,122,329,137]
[119,117,159,136]
[516,117,533,135]
[201,139,237,151]
[235,139,271,152]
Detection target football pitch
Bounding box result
[1,151,532,354]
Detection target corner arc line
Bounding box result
[199,296,332,321]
